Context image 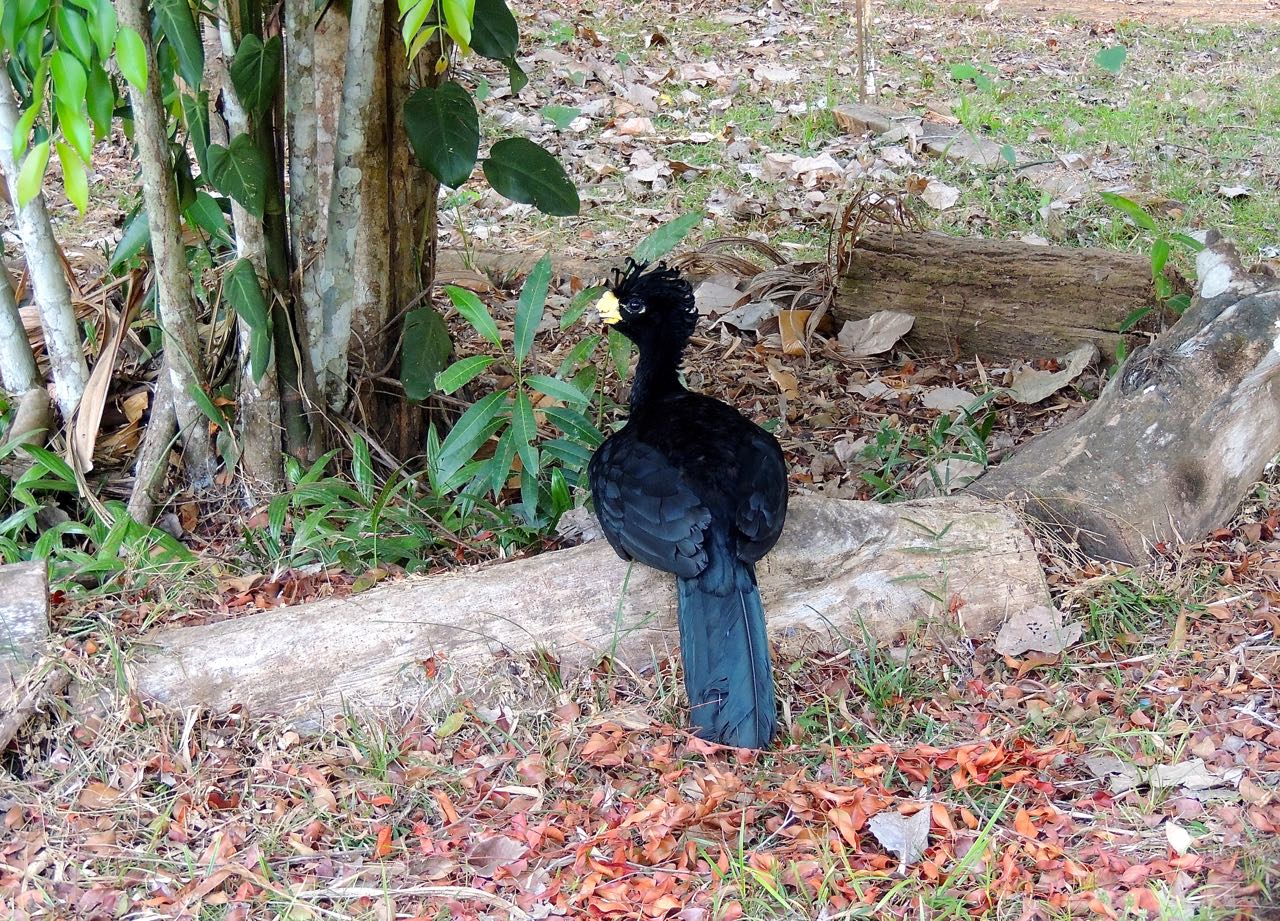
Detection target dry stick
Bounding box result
[0,67,88,417]
[116,0,218,494]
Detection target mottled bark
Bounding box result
[971,235,1280,562]
[0,263,39,393]
[126,373,177,525]
[117,0,217,490]
[0,67,87,417]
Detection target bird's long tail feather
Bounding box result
[675,555,776,749]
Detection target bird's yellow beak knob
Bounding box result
[596,291,622,325]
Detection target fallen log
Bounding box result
[130,495,1048,721]
[836,230,1176,362]
[971,234,1280,562]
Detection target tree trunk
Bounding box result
[130,495,1047,719]
[117,0,218,490]
[0,68,88,418]
[125,374,177,524]
[970,234,1280,562]
[836,230,1175,362]
[0,264,39,393]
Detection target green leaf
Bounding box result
[401,307,452,400]
[471,0,517,60]
[487,426,516,496]
[402,81,479,188]
[949,63,980,82]
[51,49,87,101]
[184,190,231,243]
[114,26,147,90]
[400,0,434,49]
[109,207,150,270]
[1150,238,1170,279]
[510,388,536,452]
[441,0,475,49]
[1099,191,1158,233]
[560,285,603,330]
[434,388,507,484]
[230,34,283,118]
[526,374,587,405]
[55,5,94,64]
[1118,306,1152,334]
[539,104,579,130]
[1094,44,1127,74]
[55,99,92,162]
[86,68,113,140]
[180,92,210,175]
[444,285,501,346]
[513,254,551,365]
[406,23,438,62]
[1000,144,1016,167]
[89,0,116,59]
[542,406,603,446]
[556,333,600,375]
[474,76,490,101]
[482,137,578,216]
[187,381,228,430]
[1166,293,1192,314]
[208,134,267,218]
[154,0,203,88]
[607,327,632,378]
[249,324,273,382]
[1170,232,1206,253]
[55,141,87,213]
[436,355,495,394]
[632,212,703,264]
[225,258,269,330]
[505,57,528,93]
[16,139,49,208]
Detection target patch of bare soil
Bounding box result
[989,0,1279,24]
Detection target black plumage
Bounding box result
[587,260,788,749]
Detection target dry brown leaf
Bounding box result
[868,804,931,871]
[778,309,812,357]
[766,360,799,401]
[995,605,1082,656]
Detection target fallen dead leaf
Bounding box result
[1006,344,1096,404]
[920,179,961,210]
[869,803,932,872]
[778,309,812,356]
[838,311,915,356]
[995,605,1083,656]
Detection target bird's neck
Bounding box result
[629,339,687,411]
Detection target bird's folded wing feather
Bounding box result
[734,428,788,563]
[591,439,710,579]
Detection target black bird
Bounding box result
[587,259,788,749]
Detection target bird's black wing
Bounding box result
[734,426,788,563]
[589,434,711,579]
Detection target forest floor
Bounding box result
[3,0,1280,919]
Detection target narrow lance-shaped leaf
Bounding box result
[434,388,508,484]
[16,140,50,208]
[436,355,495,394]
[445,285,501,347]
[526,374,587,406]
[513,254,551,365]
[632,212,704,264]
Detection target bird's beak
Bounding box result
[595,291,622,326]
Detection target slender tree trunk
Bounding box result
[0,265,39,394]
[126,375,178,524]
[217,13,284,491]
[117,0,218,491]
[313,0,385,410]
[0,67,87,417]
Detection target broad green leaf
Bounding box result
[542,406,603,446]
[441,0,474,49]
[154,0,203,88]
[180,92,210,175]
[184,190,231,243]
[1167,293,1192,313]
[513,254,551,365]
[230,34,283,118]
[15,0,49,32]
[51,50,87,102]
[560,285,604,330]
[115,26,147,90]
[16,139,49,208]
[187,381,228,430]
[526,374,587,405]
[56,99,93,162]
[1150,238,1170,279]
[249,324,273,382]
[86,68,113,140]
[89,0,116,59]
[400,0,434,49]
[1170,232,1205,253]
[607,327,632,377]
[55,141,87,213]
[1118,306,1152,334]
[483,137,578,216]
[1095,45,1127,74]
[632,212,703,264]
[401,306,452,399]
[474,76,490,101]
[208,134,267,218]
[109,207,150,270]
[1000,144,1016,167]
[505,57,528,93]
[225,258,269,330]
[444,285,501,346]
[402,81,479,188]
[1099,191,1158,233]
[436,355,495,394]
[949,63,980,81]
[406,23,438,62]
[434,388,507,484]
[55,6,94,64]
[539,104,579,131]
[471,0,517,60]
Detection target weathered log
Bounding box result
[1,560,49,694]
[836,230,1176,361]
[970,235,1280,562]
[130,495,1048,721]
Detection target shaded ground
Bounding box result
[993,0,1279,23]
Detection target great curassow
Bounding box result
[587,259,789,749]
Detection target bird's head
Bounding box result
[595,259,697,349]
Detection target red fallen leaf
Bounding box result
[827,807,861,847]
[1086,895,1118,918]
[370,794,394,807]
[1013,808,1038,838]
[372,825,393,859]
[581,732,617,758]
[719,901,744,921]
[207,790,240,810]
